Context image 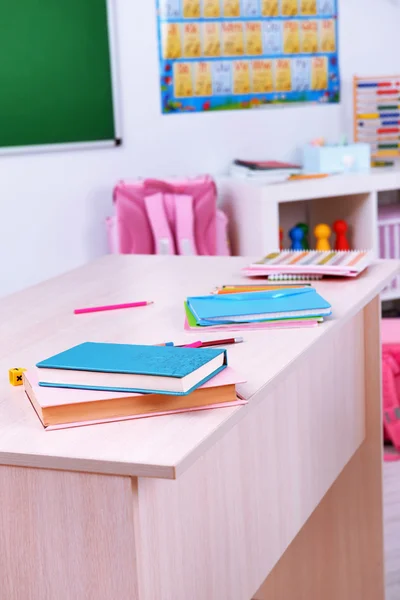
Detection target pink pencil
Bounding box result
[183,341,202,348]
[74,301,154,315]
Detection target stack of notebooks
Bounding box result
[243,250,373,279]
[23,342,246,430]
[185,288,331,332]
[230,160,301,183]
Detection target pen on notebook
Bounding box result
[74,301,154,315]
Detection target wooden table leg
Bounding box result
[253,296,385,600]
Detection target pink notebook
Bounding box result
[24,368,247,431]
[184,317,321,331]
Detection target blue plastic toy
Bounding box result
[289,226,304,251]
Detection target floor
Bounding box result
[384,460,400,600]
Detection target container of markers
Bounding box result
[302,143,371,174]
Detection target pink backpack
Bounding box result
[107,177,230,256]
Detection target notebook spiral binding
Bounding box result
[267,274,323,281]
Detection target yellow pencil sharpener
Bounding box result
[9,368,26,386]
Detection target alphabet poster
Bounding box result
[157,0,340,113]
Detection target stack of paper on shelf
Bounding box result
[230,159,301,183]
[185,288,331,331]
[24,343,246,429]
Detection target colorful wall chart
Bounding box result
[157,0,340,114]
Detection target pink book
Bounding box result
[23,368,247,431]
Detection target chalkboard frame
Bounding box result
[0,0,122,155]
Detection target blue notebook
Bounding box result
[187,289,331,325]
[36,342,228,396]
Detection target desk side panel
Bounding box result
[0,467,139,600]
[136,312,366,600]
[254,296,385,600]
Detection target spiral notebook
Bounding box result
[243,250,373,279]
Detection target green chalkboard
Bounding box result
[0,0,117,150]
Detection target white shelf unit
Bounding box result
[218,169,400,301]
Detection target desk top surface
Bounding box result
[0,255,398,479]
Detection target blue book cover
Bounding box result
[37,342,228,396]
[187,289,331,325]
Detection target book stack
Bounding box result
[230,159,301,183]
[185,288,331,332]
[23,342,246,430]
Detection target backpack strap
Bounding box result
[144,193,176,255]
[173,194,198,256]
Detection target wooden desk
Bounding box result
[0,255,398,600]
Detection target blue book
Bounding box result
[187,289,331,325]
[36,342,228,396]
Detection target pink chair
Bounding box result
[382,319,400,461]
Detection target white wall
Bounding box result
[1,0,400,297]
